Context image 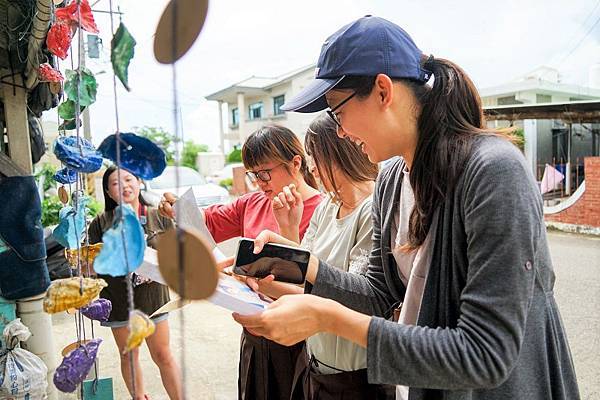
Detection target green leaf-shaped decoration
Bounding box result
[111,22,136,91]
[58,100,86,121]
[64,67,98,106]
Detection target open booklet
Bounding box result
[137,188,269,315]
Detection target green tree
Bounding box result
[35,163,58,193]
[513,128,525,151]
[182,140,209,170]
[227,145,242,163]
[133,126,175,163]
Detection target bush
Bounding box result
[227,146,242,163]
[41,196,104,227]
[41,196,63,227]
[219,178,233,190]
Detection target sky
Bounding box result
[48,0,600,152]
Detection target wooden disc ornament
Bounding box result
[156,227,218,300]
[153,0,209,64]
[58,186,69,204]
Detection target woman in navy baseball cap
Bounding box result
[233,16,580,400]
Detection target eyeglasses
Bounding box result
[245,163,286,183]
[326,91,357,129]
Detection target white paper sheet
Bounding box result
[174,188,217,248]
[208,273,271,315]
[136,255,268,315]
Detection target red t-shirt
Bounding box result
[204,191,323,243]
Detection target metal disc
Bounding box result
[156,227,218,300]
[153,0,209,64]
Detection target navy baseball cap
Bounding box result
[281,16,430,113]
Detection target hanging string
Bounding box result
[107,0,138,397]
[169,1,187,397]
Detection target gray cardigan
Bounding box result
[309,136,580,400]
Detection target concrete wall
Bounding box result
[545,157,600,229]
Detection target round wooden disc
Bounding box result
[66,307,77,315]
[58,186,69,204]
[156,227,218,300]
[153,0,209,64]
[62,339,91,357]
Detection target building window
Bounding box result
[231,108,239,126]
[248,102,263,120]
[497,95,522,106]
[536,94,551,103]
[273,95,285,115]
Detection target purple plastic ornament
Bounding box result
[54,338,102,393]
[80,298,112,321]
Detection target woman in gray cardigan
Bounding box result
[232,16,580,400]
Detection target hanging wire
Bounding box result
[107,0,138,397]
[169,1,187,397]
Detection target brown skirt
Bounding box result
[291,351,395,400]
[238,329,305,400]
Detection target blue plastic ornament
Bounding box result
[94,205,145,277]
[98,132,167,180]
[53,136,103,173]
[52,196,90,249]
[54,167,78,184]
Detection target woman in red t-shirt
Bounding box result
[160,125,322,400]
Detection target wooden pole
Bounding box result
[1,74,33,175]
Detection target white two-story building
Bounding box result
[206,65,320,152]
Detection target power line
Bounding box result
[557,12,600,67]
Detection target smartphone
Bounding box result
[233,238,309,284]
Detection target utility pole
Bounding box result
[79,34,92,141]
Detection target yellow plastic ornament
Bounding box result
[123,310,155,353]
[64,243,103,274]
[43,277,107,314]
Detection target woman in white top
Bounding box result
[249,115,394,399]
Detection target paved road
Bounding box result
[53,232,600,399]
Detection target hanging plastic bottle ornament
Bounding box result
[54,167,77,185]
[54,0,99,34]
[94,205,145,277]
[46,21,73,60]
[80,298,112,322]
[52,195,89,249]
[53,136,103,173]
[64,68,98,107]
[43,277,107,314]
[111,22,136,91]
[53,338,102,393]
[64,242,103,272]
[98,133,167,180]
[123,310,155,353]
[57,100,86,121]
[38,63,64,82]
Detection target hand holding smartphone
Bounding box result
[233,238,309,284]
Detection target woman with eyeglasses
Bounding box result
[246,115,397,399]
[159,125,322,400]
[88,166,182,400]
[232,16,579,400]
